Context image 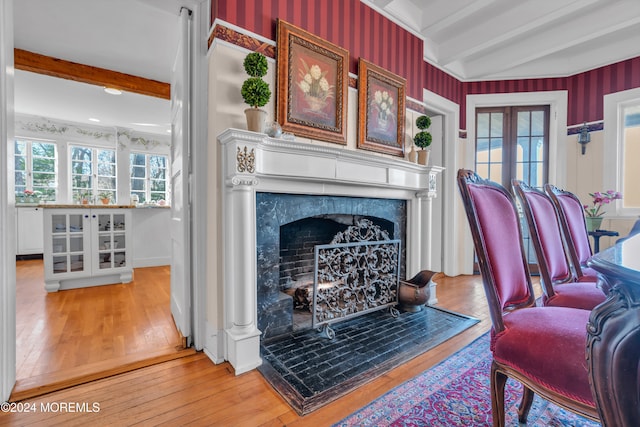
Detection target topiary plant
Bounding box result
[241,52,271,108]
[244,52,268,78]
[414,115,432,149]
[241,77,271,108]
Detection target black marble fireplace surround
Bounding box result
[256,193,406,338]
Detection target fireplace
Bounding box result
[256,193,406,338]
[218,129,443,374]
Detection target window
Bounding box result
[621,104,640,209]
[70,145,117,202]
[604,87,640,216]
[14,139,58,201]
[130,153,169,204]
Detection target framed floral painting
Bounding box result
[276,20,349,145]
[357,59,406,157]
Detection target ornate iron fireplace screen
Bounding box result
[311,219,401,338]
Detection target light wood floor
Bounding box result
[1,273,522,427]
[11,260,192,401]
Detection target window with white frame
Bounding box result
[604,88,640,216]
[130,153,169,204]
[621,104,640,209]
[70,145,117,203]
[14,139,58,202]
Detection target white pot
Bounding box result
[244,108,267,133]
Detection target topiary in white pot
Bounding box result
[241,52,272,133]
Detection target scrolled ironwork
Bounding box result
[311,219,400,334]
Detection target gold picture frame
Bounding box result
[357,58,406,157]
[276,20,349,145]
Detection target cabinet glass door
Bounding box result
[97,212,127,270]
[51,213,85,274]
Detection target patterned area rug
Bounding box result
[335,333,601,427]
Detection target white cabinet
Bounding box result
[16,206,44,255]
[43,208,133,292]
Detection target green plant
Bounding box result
[243,52,268,78]
[414,115,432,149]
[241,77,271,108]
[241,52,271,108]
[98,191,112,200]
[416,115,431,130]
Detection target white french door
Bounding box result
[169,7,192,343]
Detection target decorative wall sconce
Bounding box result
[578,122,590,155]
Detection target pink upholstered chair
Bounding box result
[512,180,606,310]
[544,184,600,282]
[457,170,599,426]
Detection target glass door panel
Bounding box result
[475,106,550,271]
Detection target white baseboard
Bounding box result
[203,321,225,364]
[133,257,171,268]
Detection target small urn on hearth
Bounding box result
[398,270,439,312]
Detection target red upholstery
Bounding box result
[458,170,598,425]
[493,307,594,406]
[544,282,606,309]
[544,185,601,284]
[526,190,572,281]
[512,181,605,310]
[469,184,531,311]
[557,195,592,265]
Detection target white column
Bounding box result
[415,171,439,304]
[224,175,262,375]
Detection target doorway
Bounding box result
[0,0,208,398]
[474,105,550,270]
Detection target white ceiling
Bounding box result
[13,0,181,135]
[12,0,640,135]
[363,0,640,81]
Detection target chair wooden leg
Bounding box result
[518,385,535,423]
[491,361,507,427]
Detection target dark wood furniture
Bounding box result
[544,184,599,281]
[457,170,599,426]
[512,180,605,310]
[587,233,640,427]
[587,229,619,253]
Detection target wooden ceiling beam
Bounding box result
[14,48,170,100]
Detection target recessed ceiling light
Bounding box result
[104,87,122,95]
[88,118,100,122]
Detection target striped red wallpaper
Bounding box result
[213,0,425,99]
[212,1,640,130]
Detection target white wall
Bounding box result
[131,208,171,267]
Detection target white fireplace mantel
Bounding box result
[218,128,444,374]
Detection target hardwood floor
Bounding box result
[11,260,192,401]
[1,274,518,427]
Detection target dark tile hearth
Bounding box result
[258,306,479,415]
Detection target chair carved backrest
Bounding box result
[457,170,536,333]
[544,184,592,277]
[512,180,574,297]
